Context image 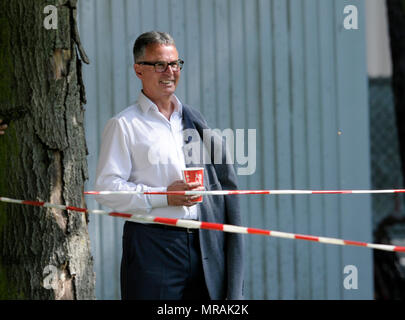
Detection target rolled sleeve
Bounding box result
[147,187,168,208]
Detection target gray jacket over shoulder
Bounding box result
[182,104,245,300]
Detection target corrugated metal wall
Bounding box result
[78,0,373,300]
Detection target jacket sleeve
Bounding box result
[217,160,245,299]
[185,104,245,299]
[211,131,245,299]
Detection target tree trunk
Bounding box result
[0,0,95,299]
[387,0,405,180]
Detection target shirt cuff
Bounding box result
[147,187,168,208]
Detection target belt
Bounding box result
[134,221,198,234]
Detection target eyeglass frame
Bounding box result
[136,59,184,73]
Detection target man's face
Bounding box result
[134,44,180,101]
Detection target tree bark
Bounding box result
[0,0,95,299]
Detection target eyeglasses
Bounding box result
[136,59,184,72]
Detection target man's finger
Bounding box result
[186,182,202,189]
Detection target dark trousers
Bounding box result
[121,221,210,300]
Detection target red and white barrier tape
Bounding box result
[1,195,404,253]
[85,189,405,196]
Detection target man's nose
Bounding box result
[163,64,175,74]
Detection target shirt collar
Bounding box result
[138,91,183,116]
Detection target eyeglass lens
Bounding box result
[155,61,183,72]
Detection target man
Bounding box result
[94,31,244,300]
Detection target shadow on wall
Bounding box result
[370,78,405,299]
[374,211,405,299]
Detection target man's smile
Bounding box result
[159,79,175,85]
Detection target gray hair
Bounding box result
[133,31,176,63]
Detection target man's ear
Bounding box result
[134,63,142,79]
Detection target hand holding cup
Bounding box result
[182,167,204,203]
[167,180,204,207]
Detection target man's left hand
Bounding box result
[167,180,204,207]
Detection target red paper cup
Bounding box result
[182,167,204,203]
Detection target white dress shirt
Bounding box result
[94,91,198,220]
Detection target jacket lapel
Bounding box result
[182,104,206,167]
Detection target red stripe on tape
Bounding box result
[344,240,367,247]
[228,191,240,195]
[66,206,88,212]
[152,191,185,195]
[249,190,270,194]
[247,228,270,236]
[312,191,352,194]
[228,190,269,195]
[4,195,405,253]
[154,217,178,226]
[200,222,224,231]
[295,234,319,242]
[22,200,45,207]
[110,212,132,219]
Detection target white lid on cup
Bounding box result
[182,167,205,171]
